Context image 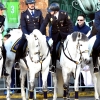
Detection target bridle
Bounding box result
[29,35,50,65]
[63,39,89,65]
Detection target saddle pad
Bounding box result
[11,38,21,53]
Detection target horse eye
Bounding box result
[80,44,82,46]
[34,35,36,37]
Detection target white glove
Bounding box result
[48,38,53,47]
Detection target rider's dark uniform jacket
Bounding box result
[21,9,44,35]
[95,10,100,37]
[0,15,5,28]
[40,10,73,40]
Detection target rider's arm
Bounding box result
[94,11,100,32]
[20,11,28,35]
[40,13,50,35]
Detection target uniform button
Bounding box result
[57,25,58,26]
[34,23,35,24]
[58,30,60,31]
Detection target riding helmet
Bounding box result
[0,2,6,10]
[26,0,35,4]
[47,3,60,12]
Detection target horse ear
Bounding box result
[78,32,82,39]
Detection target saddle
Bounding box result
[11,38,28,58]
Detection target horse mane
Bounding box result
[32,29,47,55]
[72,31,88,42]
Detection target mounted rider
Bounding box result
[92,8,100,73]
[14,0,45,69]
[40,2,73,73]
[0,2,9,76]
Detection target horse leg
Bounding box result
[28,73,35,100]
[20,68,27,100]
[93,74,99,100]
[74,66,81,100]
[62,68,70,100]
[5,61,12,100]
[52,73,57,100]
[0,57,3,78]
[42,68,49,100]
[88,60,99,100]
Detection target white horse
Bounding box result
[3,29,27,100]
[4,28,57,100]
[60,32,90,100]
[82,35,100,100]
[0,28,3,78]
[25,29,57,100]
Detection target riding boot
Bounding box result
[14,50,20,70]
[92,52,99,73]
[2,44,9,77]
[49,50,56,73]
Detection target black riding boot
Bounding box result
[49,50,56,73]
[14,50,20,70]
[14,35,27,70]
[2,45,9,77]
[92,51,99,73]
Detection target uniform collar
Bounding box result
[28,8,35,15]
[54,11,59,19]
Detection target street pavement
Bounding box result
[0,97,95,100]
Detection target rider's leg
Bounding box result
[14,35,26,69]
[92,48,98,73]
[49,41,57,73]
[2,44,9,76]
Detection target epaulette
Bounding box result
[61,11,67,15]
[61,11,64,14]
[35,9,40,11]
[21,10,26,13]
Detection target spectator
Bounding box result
[74,14,91,35]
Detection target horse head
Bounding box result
[25,32,40,63]
[72,32,90,64]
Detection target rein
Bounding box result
[63,39,88,79]
[29,42,50,71]
[63,40,79,64]
[39,48,50,71]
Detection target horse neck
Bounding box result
[65,39,80,60]
[40,41,48,57]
